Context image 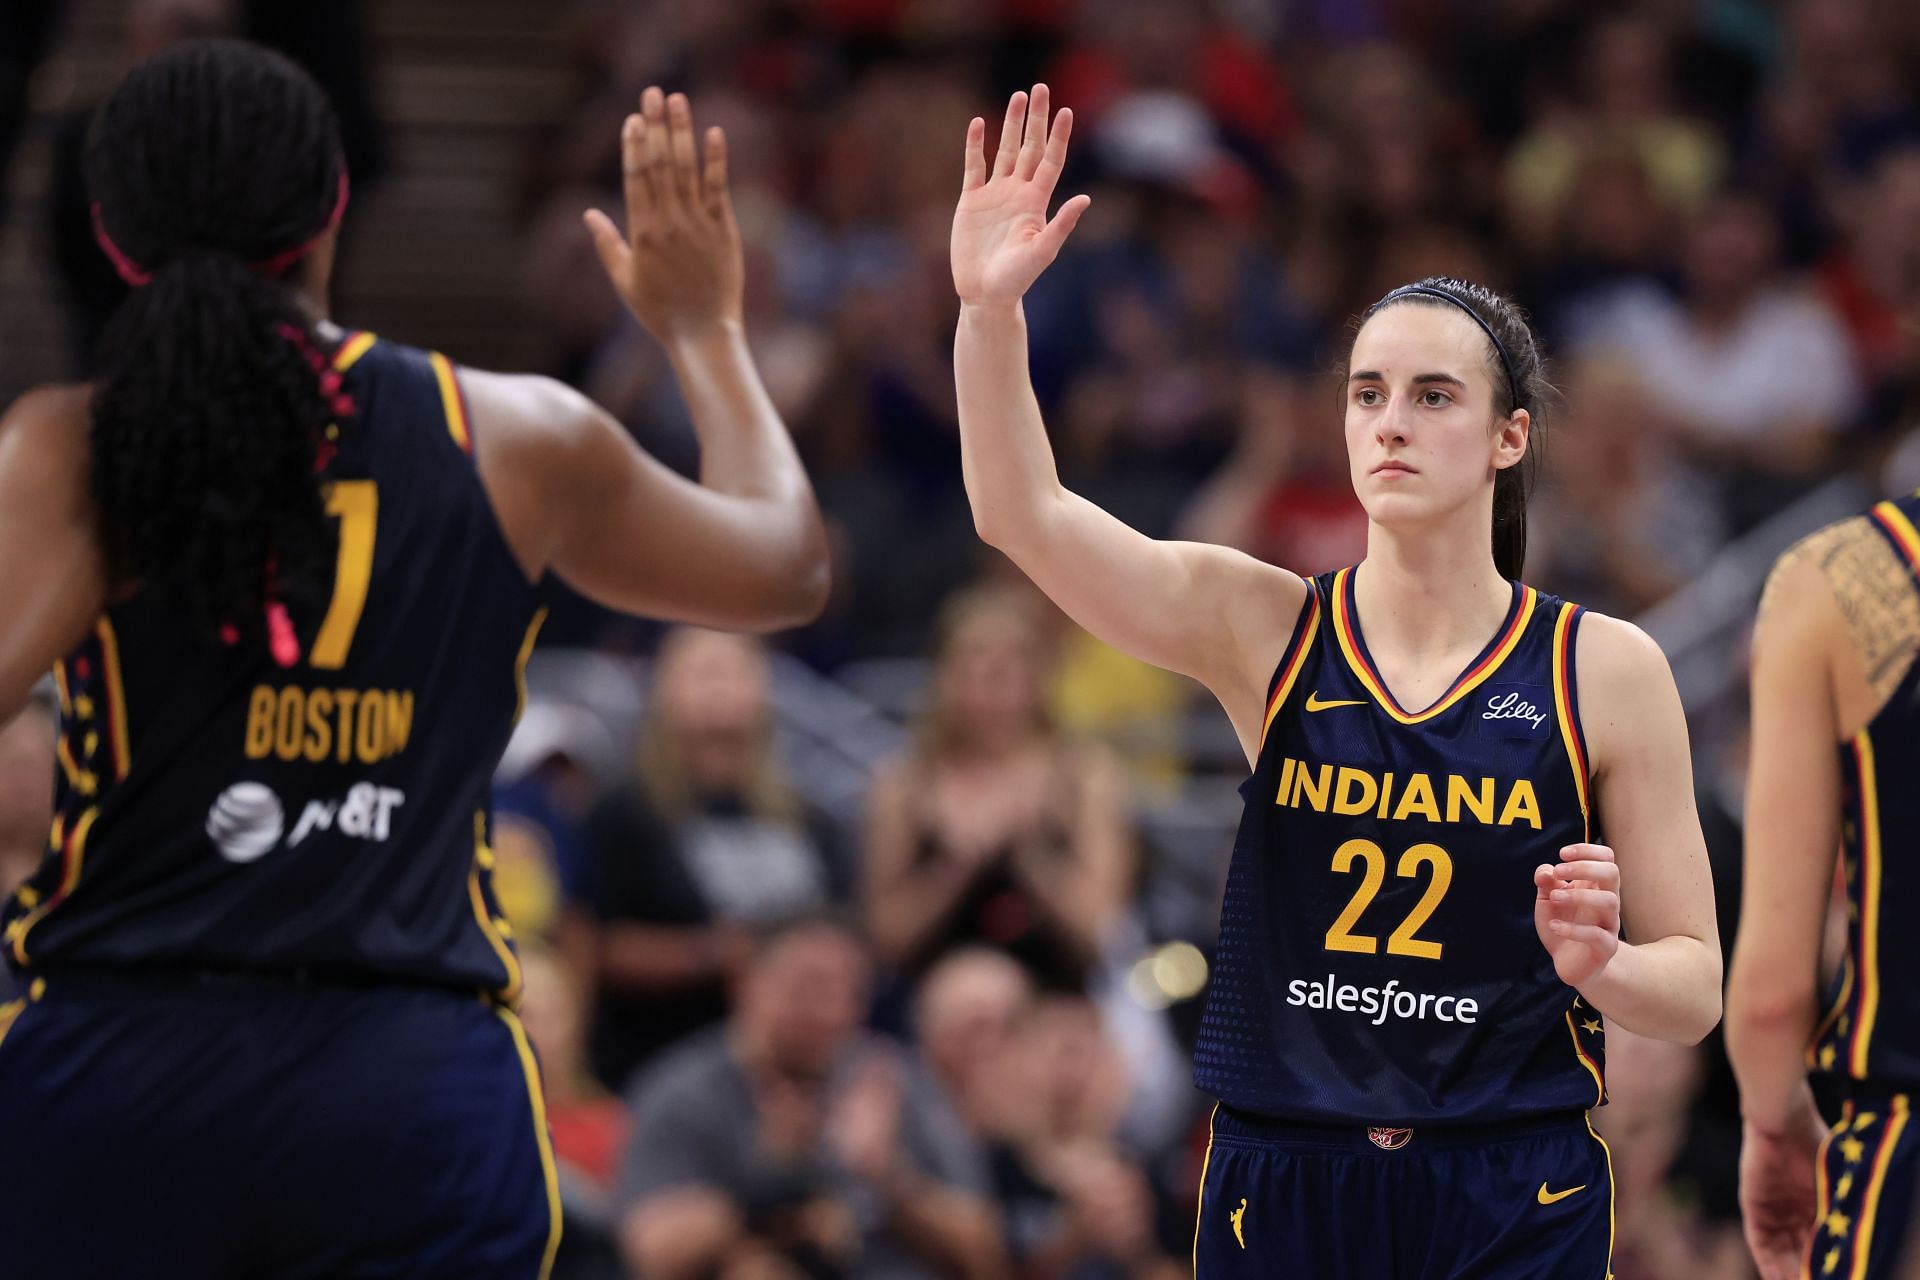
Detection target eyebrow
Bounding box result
[1347,371,1469,389]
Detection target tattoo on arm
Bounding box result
[1782,519,1920,702]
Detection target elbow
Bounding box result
[1725,974,1818,1048]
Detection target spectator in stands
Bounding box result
[863,588,1134,994]
[1569,187,1861,530]
[617,910,1002,1280]
[576,628,851,1090]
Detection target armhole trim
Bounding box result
[1259,585,1323,749]
[1551,602,1591,836]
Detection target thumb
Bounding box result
[583,209,629,280]
[1035,192,1092,263]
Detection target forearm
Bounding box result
[1577,934,1721,1043]
[1726,980,1822,1132]
[954,300,1065,550]
[666,320,819,508]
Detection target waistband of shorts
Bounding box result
[23,963,492,1003]
[1210,1103,1591,1152]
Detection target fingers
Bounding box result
[702,125,732,220]
[1560,843,1614,863]
[1034,105,1073,196]
[1547,886,1620,928]
[642,87,674,213]
[666,91,700,207]
[620,113,656,231]
[1551,860,1620,889]
[993,91,1027,179]
[1547,920,1616,950]
[962,116,986,191]
[1035,192,1092,263]
[1016,83,1049,181]
[582,208,629,279]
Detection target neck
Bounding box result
[1357,513,1512,661]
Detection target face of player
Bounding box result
[1342,304,1527,538]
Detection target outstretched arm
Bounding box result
[1531,614,1721,1044]
[476,88,828,632]
[951,87,1304,761]
[0,387,108,723]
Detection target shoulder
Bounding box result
[0,385,93,507]
[1569,609,1672,691]
[457,369,607,458]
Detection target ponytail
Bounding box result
[90,251,338,649]
[83,39,350,656]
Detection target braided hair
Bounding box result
[86,39,349,659]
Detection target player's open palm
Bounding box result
[1533,843,1621,987]
[952,83,1092,306]
[1739,1104,1828,1280]
[584,86,744,341]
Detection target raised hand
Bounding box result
[951,84,1092,307]
[1533,843,1622,987]
[584,86,744,341]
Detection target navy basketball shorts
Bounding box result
[0,971,559,1279]
[1192,1104,1614,1279]
[1804,1089,1918,1280]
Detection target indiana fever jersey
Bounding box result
[1810,495,1920,1090]
[1,332,546,1002]
[1194,566,1604,1124]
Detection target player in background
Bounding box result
[1730,498,1920,1280]
[951,84,1721,1277]
[0,40,825,1280]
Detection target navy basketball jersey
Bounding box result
[1,332,546,1002]
[1194,566,1604,1124]
[1809,494,1920,1089]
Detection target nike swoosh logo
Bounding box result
[1537,1182,1586,1205]
[1304,692,1367,712]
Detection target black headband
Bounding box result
[1377,285,1522,413]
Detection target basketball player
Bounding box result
[0,42,826,1279]
[950,85,1722,1277]
[1729,497,1920,1280]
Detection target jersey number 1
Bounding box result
[1325,839,1453,960]
[310,481,378,670]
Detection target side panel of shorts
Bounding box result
[1806,1096,1918,1280]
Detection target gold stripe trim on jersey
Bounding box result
[1566,1007,1604,1106]
[514,608,550,724]
[50,660,71,716]
[1850,731,1881,1078]
[1551,603,1590,830]
[470,810,523,1005]
[332,330,377,372]
[1330,567,1538,725]
[496,1006,563,1280]
[95,618,130,781]
[8,807,101,966]
[1260,592,1321,748]
[430,351,473,454]
[1849,1097,1909,1280]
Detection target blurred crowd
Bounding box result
[11,0,1920,1277]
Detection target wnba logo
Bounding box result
[206,782,286,863]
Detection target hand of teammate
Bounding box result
[1738,1095,1829,1280]
[951,83,1093,307]
[1532,843,1621,987]
[584,86,744,341]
